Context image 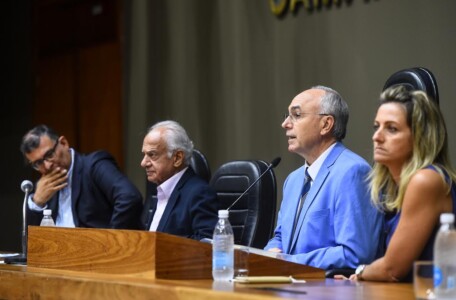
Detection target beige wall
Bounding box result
[125,0,456,199]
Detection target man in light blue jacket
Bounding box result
[265,86,382,270]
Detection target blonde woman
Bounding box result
[337,85,456,282]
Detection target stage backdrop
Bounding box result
[124,0,456,202]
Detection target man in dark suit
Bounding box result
[21,125,143,229]
[140,120,218,240]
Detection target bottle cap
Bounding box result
[43,209,52,216]
[218,210,229,218]
[440,213,455,224]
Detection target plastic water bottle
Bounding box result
[434,213,456,300]
[212,210,234,281]
[40,209,55,226]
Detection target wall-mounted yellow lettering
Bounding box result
[271,0,346,16]
[269,0,288,16]
[290,0,312,12]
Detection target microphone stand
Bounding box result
[227,157,281,211]
[4,189,29,264]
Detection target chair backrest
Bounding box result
[142,149,211,229]
[383,67,439,105]
[209,160,277,249]
[189,149,211,182]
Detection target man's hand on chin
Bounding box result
[33,167,68,207]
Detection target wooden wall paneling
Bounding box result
[34,1,76,58]
[32,0,124,168]
[73,0,118,48]
[78,42,123,167]
[33,54,78,147]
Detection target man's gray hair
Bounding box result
[312,85,349,141]
[148,120,194,166]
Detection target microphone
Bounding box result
[5,180,34,265]
[21,180,33,193]
[227,157,281,211]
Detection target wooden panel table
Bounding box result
[0,227,415,299]
[0,263,414,300]
[26,227,325,280]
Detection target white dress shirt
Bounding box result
[305,143,336,183]
[149,167,188,231]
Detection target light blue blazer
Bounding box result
[265,142,382,269]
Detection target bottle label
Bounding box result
[434,266,443,287]
[212,251,233,269]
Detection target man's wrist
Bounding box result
[28,194,47,211]
[32,195,46,207]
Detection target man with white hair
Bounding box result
[141,120,218,240]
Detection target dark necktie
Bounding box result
[289,169,311,251]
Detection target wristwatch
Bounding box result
[355,264,366,280]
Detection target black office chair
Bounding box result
[141,149,211,229]
[188,149,211,182]
[209,160,277,249]
[326,67,440,279]
[383,67,439,105]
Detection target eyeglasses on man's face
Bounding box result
[30,140,59,170]
[283,111,331,123]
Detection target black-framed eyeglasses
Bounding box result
[30,140,59,170]
[283,112,331,123]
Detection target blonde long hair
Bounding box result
[370,86,456,211]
